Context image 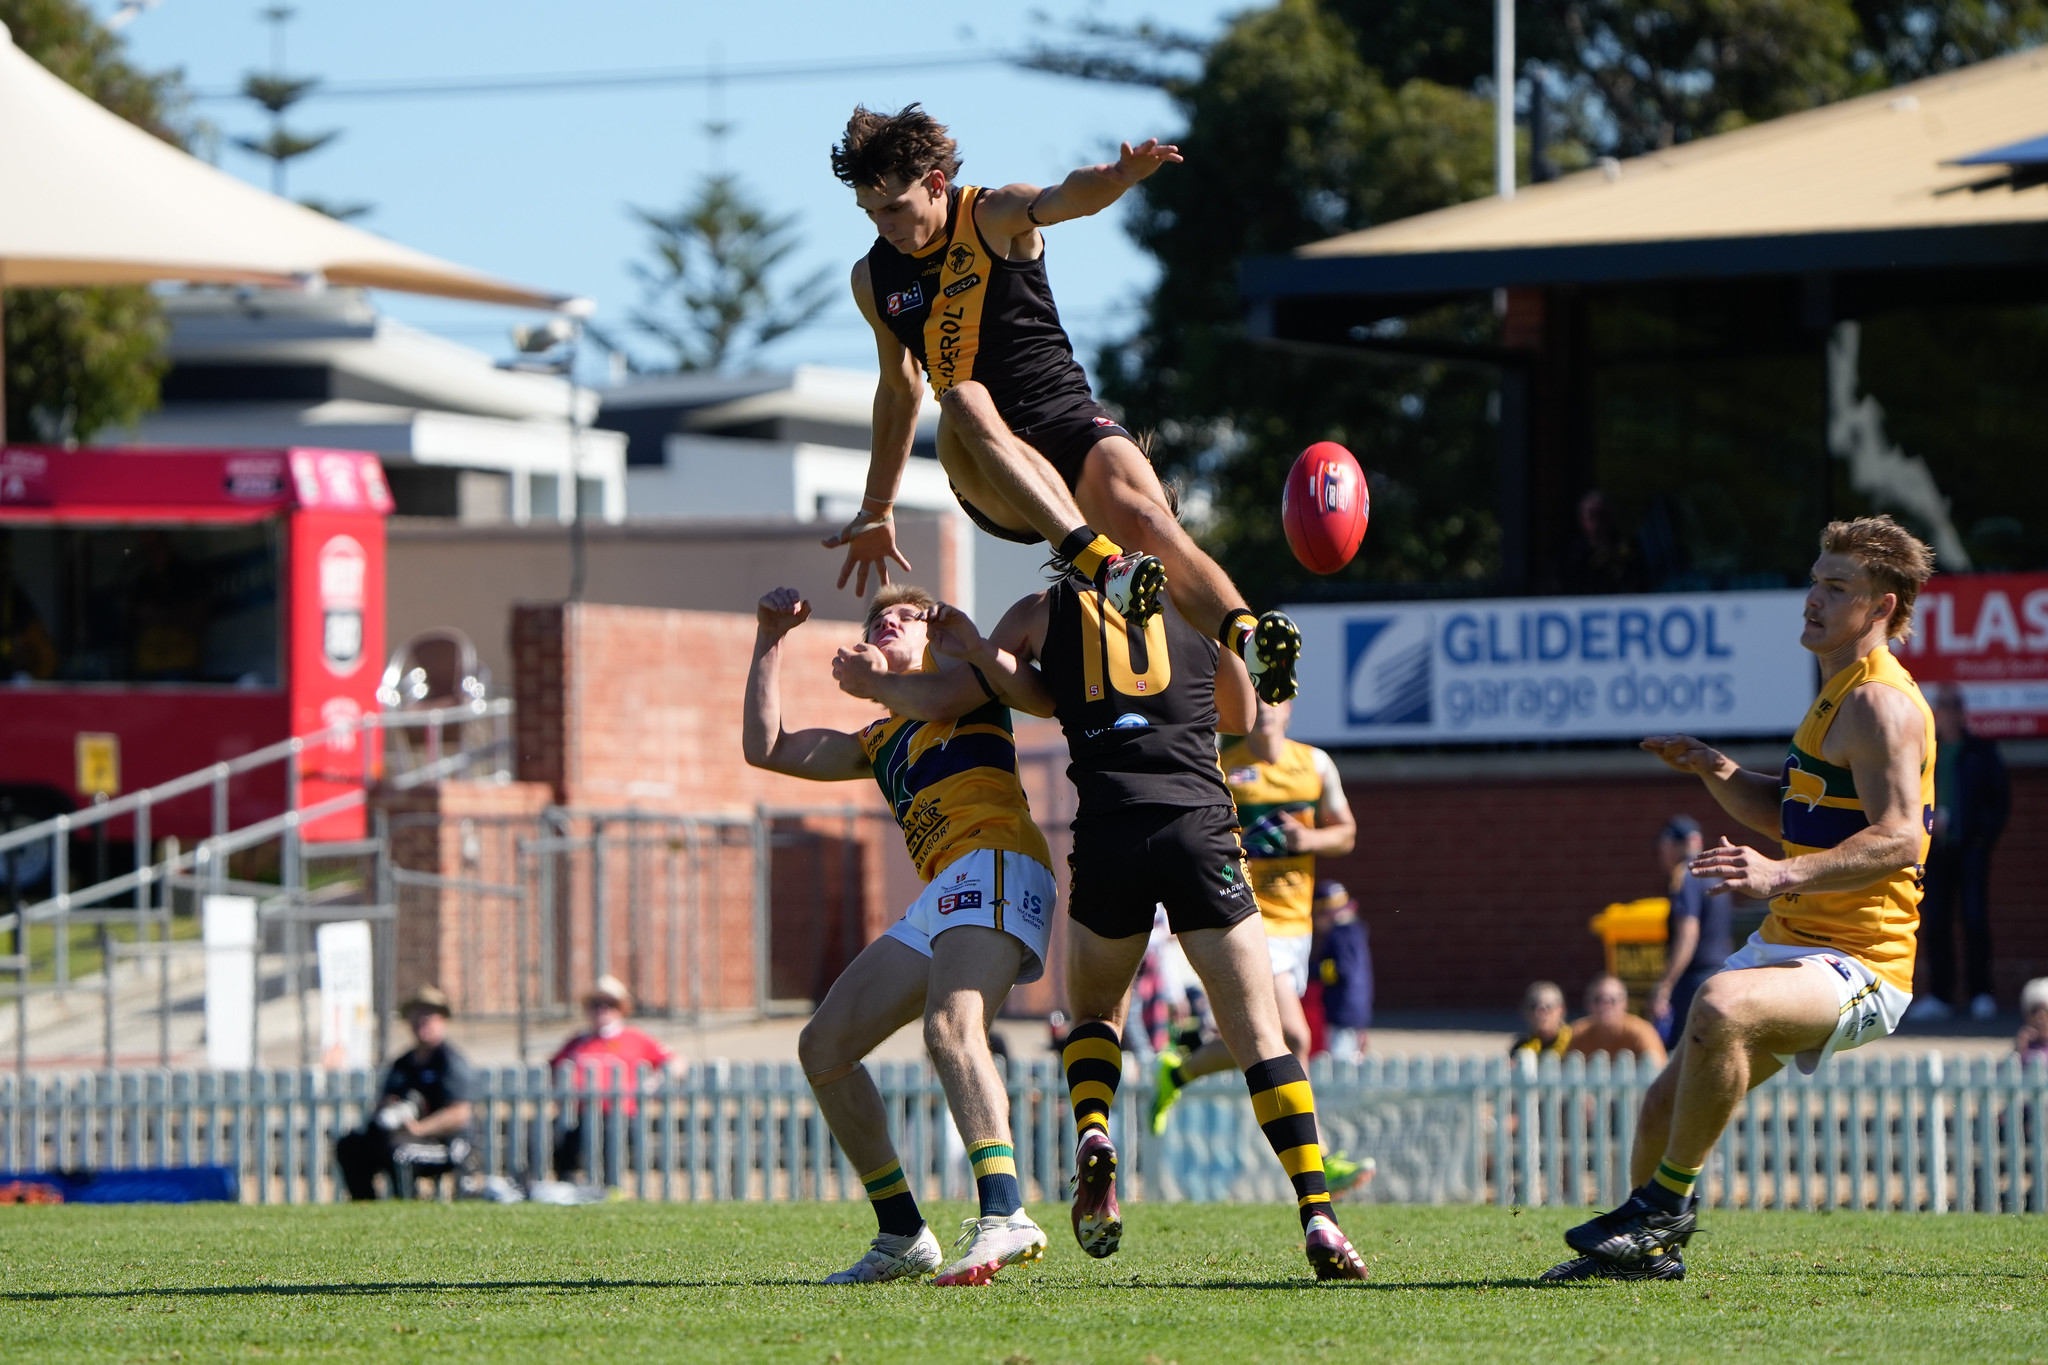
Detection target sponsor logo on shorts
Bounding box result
[885,283,924,316]
[942,273,980,298]
[936,890,983,915]
[1821,954,1852,981]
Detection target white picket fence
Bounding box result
[1,1051,2042,1211]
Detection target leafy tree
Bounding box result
[0,0,176,443]
[619,174,834,373]
[1030,0,2048,601]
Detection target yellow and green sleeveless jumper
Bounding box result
[1219,737,1325,938]
[1768,645,1935,992]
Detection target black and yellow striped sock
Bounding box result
[1244,1054,1331,1230]
[1643,1158,1703,1213]
[859,1158,922,1238]
[1062,1020,1122,1140]
[1057,526,1123,581]
[1219,608,1257,655]
[967,1139,1022,1218]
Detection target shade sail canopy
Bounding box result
[0,22,570,309]
[1247,46,2048,299]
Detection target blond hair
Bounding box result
[1820,515,1936,640]
[864,584,937,640]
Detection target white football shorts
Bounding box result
[883,848,1055,984]
[1718,933,1911,1075]
[1267,930,1314,998]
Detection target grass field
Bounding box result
[2,1201,2043,1363]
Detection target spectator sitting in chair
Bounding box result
[1566,972,1668,1066]
[335,985,476,1199]
[550,975,674,1185]
[2015,978,2048,1064]
[1511,981,1571,1058]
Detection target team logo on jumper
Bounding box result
[1783,756,1827,811]
[1344,615,1431,727]
[885,282,924,316]
[936,890,983,915]
[948,244,975,274]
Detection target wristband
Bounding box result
[969,665,1000,701]
[1025,188,1052,227]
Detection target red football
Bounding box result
[1282,441,1369,574]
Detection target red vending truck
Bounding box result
[0,446,390,852]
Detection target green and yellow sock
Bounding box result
[1063,1020,1122,1139]
[859,1158,922,1238]
[967,1139,1022,1219]
[1244,1054,1331,1229]
[1057,527,1123,581]
[1644,1158,1704,1212]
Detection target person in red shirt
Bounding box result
[549,975,674,1185]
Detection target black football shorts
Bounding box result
[951,400,1133,546]
[1066,802,1258,940]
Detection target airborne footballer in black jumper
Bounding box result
[834,574,1369,1282]
[821,103,1302,706]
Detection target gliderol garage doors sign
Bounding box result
[1285,591,1813,746]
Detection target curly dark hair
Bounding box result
[830,104,962,189]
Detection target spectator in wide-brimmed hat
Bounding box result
[335,984,477,1199]
[549,974,675,1185]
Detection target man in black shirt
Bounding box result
[335,985,476,1199]
[836,578,1368,1281]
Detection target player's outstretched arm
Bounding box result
[822,260,919,596]
[927,598,1056,718]
[1690,683,1930,900]
[1640,733,1782,838]
[743,588,870,781]
[977,138,1182,238]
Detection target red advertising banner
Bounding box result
[1891,573,2048,737]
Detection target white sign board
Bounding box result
[1285,590,1814,746]
[316,920,376,1071]
[202,894,257,1071]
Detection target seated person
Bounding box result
[2016,977,2048,1064]
[1567,973,1668,1066]
[335,985,475,1199]
[1510,980,1571,1057]
[549,975,674,1185]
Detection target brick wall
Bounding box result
[508,601,912,1011]
[1322,766,2048,1013]
[380,778,553,1015]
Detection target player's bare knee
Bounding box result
[1686,982,1744,1042]
[797,1017,839,1074]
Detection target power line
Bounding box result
[189,50,1032,102]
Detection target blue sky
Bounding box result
[107,0,1247,383]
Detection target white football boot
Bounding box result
[931,1210,1050,1286]
[822,1223,944,1285]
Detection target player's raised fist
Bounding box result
[923,602,986,662]
[832,642,890,700]
[757,587,812,637]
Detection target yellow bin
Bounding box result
[1588,897,1670,1015]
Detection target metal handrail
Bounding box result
[0,699,513,857]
